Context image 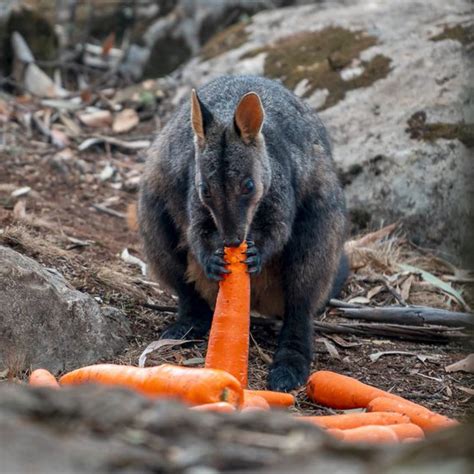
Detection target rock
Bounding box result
[0,384,472,473]
[0,246,130,374]
[172,0,473,262]
[0,383,474,474]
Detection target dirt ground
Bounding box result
[0,110,472,421]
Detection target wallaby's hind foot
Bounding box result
[267,349,310,392]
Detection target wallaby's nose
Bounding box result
[223,237,242,248]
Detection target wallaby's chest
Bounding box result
[185,253,285,318]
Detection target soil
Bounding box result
[0,107,472,421]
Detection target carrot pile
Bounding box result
[304,370,458,442]
[25,243,460,446]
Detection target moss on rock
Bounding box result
[431,24,474,45]
[241,27,391,110]
[201,20,251,61]
[406,111,474,148]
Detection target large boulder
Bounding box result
[0,246,131,374]
[172,0,473,263]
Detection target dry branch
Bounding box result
[314,321,466,344]
[332,306,474,329]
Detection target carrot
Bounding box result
[60,364,243,407]
[242,392,270,411]
[205,242,250,387]
[29,369,60,388]
[367,396,459,433]
[191,402,236,413]
[385,423,425,440]
[244,389,294,408]
[298,411,410,429]
[328,425,399,444]
[306,371,400,409]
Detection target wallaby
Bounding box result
[139,75,348,392]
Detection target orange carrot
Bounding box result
[328,425,399,444]
[244,389,294,408]
[60,364,243,407]
[306,371,400,409]
[242,392,270,411]
[385,423,425,440]
[367,396,459,433]
[191,402,236,413]
[29,369,60,388]
[205,243,250,387]
[298,411,410,429]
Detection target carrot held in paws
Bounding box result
[306,371,400,409]
[328,425,399,444]
[205,242,250,387]
[367,396,458,433]
[298,412,410,429]
[29,369,60,388]
[244,389,295,408]
[60,364,243,407]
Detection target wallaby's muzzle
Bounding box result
[223,237,243,248]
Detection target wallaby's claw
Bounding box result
[244,240,262,275]
[205,249,230,281]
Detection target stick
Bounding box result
[91,204,125,219]
[314,321,466,344]
[142,303,178,313]
[334,306,474,328]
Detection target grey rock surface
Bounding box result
[173,0,473,261]
[0,245,131,374]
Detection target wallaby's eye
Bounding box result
[200,183,211,200]
[241,178,255,195]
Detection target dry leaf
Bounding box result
[50,128,70,148]
[79,136,151,151]
[369,351,441,363]
[399,263,470,311]
[113,108,139,134]
[455,385,474,396]
[445,354,474,374]
[316,337,341,360]
[121,248,147,276]
[348,296,371,305]
[138,339,194,367]
[400,274,414,302]
[78,110,113,128]
[325,334,361,348]
[345,223,398,250]
[13,200,26,220]
[102,32,116,57]
[11,186,31,198]
[367,285,384,300]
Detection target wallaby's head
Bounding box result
[190,89,271,247]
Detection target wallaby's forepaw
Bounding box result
[244,240,262,275]
[267,350,310,392]
[204,248,230,281]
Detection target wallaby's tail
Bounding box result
[329,252,349,300]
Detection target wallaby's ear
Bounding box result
[191,89,212,147]
[234,91,265,144]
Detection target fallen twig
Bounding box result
[314,321,466,344]
[91,203,125,219]
[333,306,474,329]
